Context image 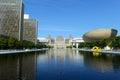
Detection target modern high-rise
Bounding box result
[23,14,38,44]
[0,0,24,40]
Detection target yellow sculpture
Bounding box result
[92,46,102,56]
[92,46,101,51]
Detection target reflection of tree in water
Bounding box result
[80,51,120,72]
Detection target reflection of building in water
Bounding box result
[46,49,66,63]
[46,49,83,64]
[21,53,36,80]
[0,53,36,80]
[54,49,66,62]
[0,56,18,80]
[83,53,120,72]
[37,35,84,49]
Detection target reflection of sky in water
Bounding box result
[37,49,120,80]
[37,49,85,80]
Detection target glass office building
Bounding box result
[24,19,38,44]
[0,0,24,40]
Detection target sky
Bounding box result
[23,0,120,38]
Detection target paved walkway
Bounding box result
[0,48,47,54]
[79,49,120,54]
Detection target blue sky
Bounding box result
[23,0,120,38]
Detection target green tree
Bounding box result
[8,38,18,49]
[0,38,8,49]
[66,45,73,48]
[78,42,85,48]
[78,39,107,49]
[47,45,54,48]
[36,44,47,49]
[27,42,35,49]
[109,36,120,48]
[15,40,24,49]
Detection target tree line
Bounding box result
[78,36,120,49]
[0,37,53,49]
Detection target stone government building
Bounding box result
[37,35,84,49]
[0,0,38,44]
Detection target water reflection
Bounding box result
[81,51,120,72]
[37,49,83,65]
[92,51,102,57]
[1,49,120,80]
[37,49,120,80]
[37,49,84,80]
[0,53,37,80]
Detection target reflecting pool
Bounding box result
[1,49,120,80]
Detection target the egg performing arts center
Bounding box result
[83,28,118,42]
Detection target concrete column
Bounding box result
[76,43,78,49]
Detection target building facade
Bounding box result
[23,18,38,44]
[38,35,84,49]
[54,36,66,49]
[37,38,49,45]
[0,0,24,40]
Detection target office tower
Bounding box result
[23,14,38,44]
[0,0,24,40]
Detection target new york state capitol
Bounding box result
[37,35,84,49]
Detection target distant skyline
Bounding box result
[23,0,120,38]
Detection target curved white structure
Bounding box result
[83,28,117,42]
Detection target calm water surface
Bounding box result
[1,49,120,80]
